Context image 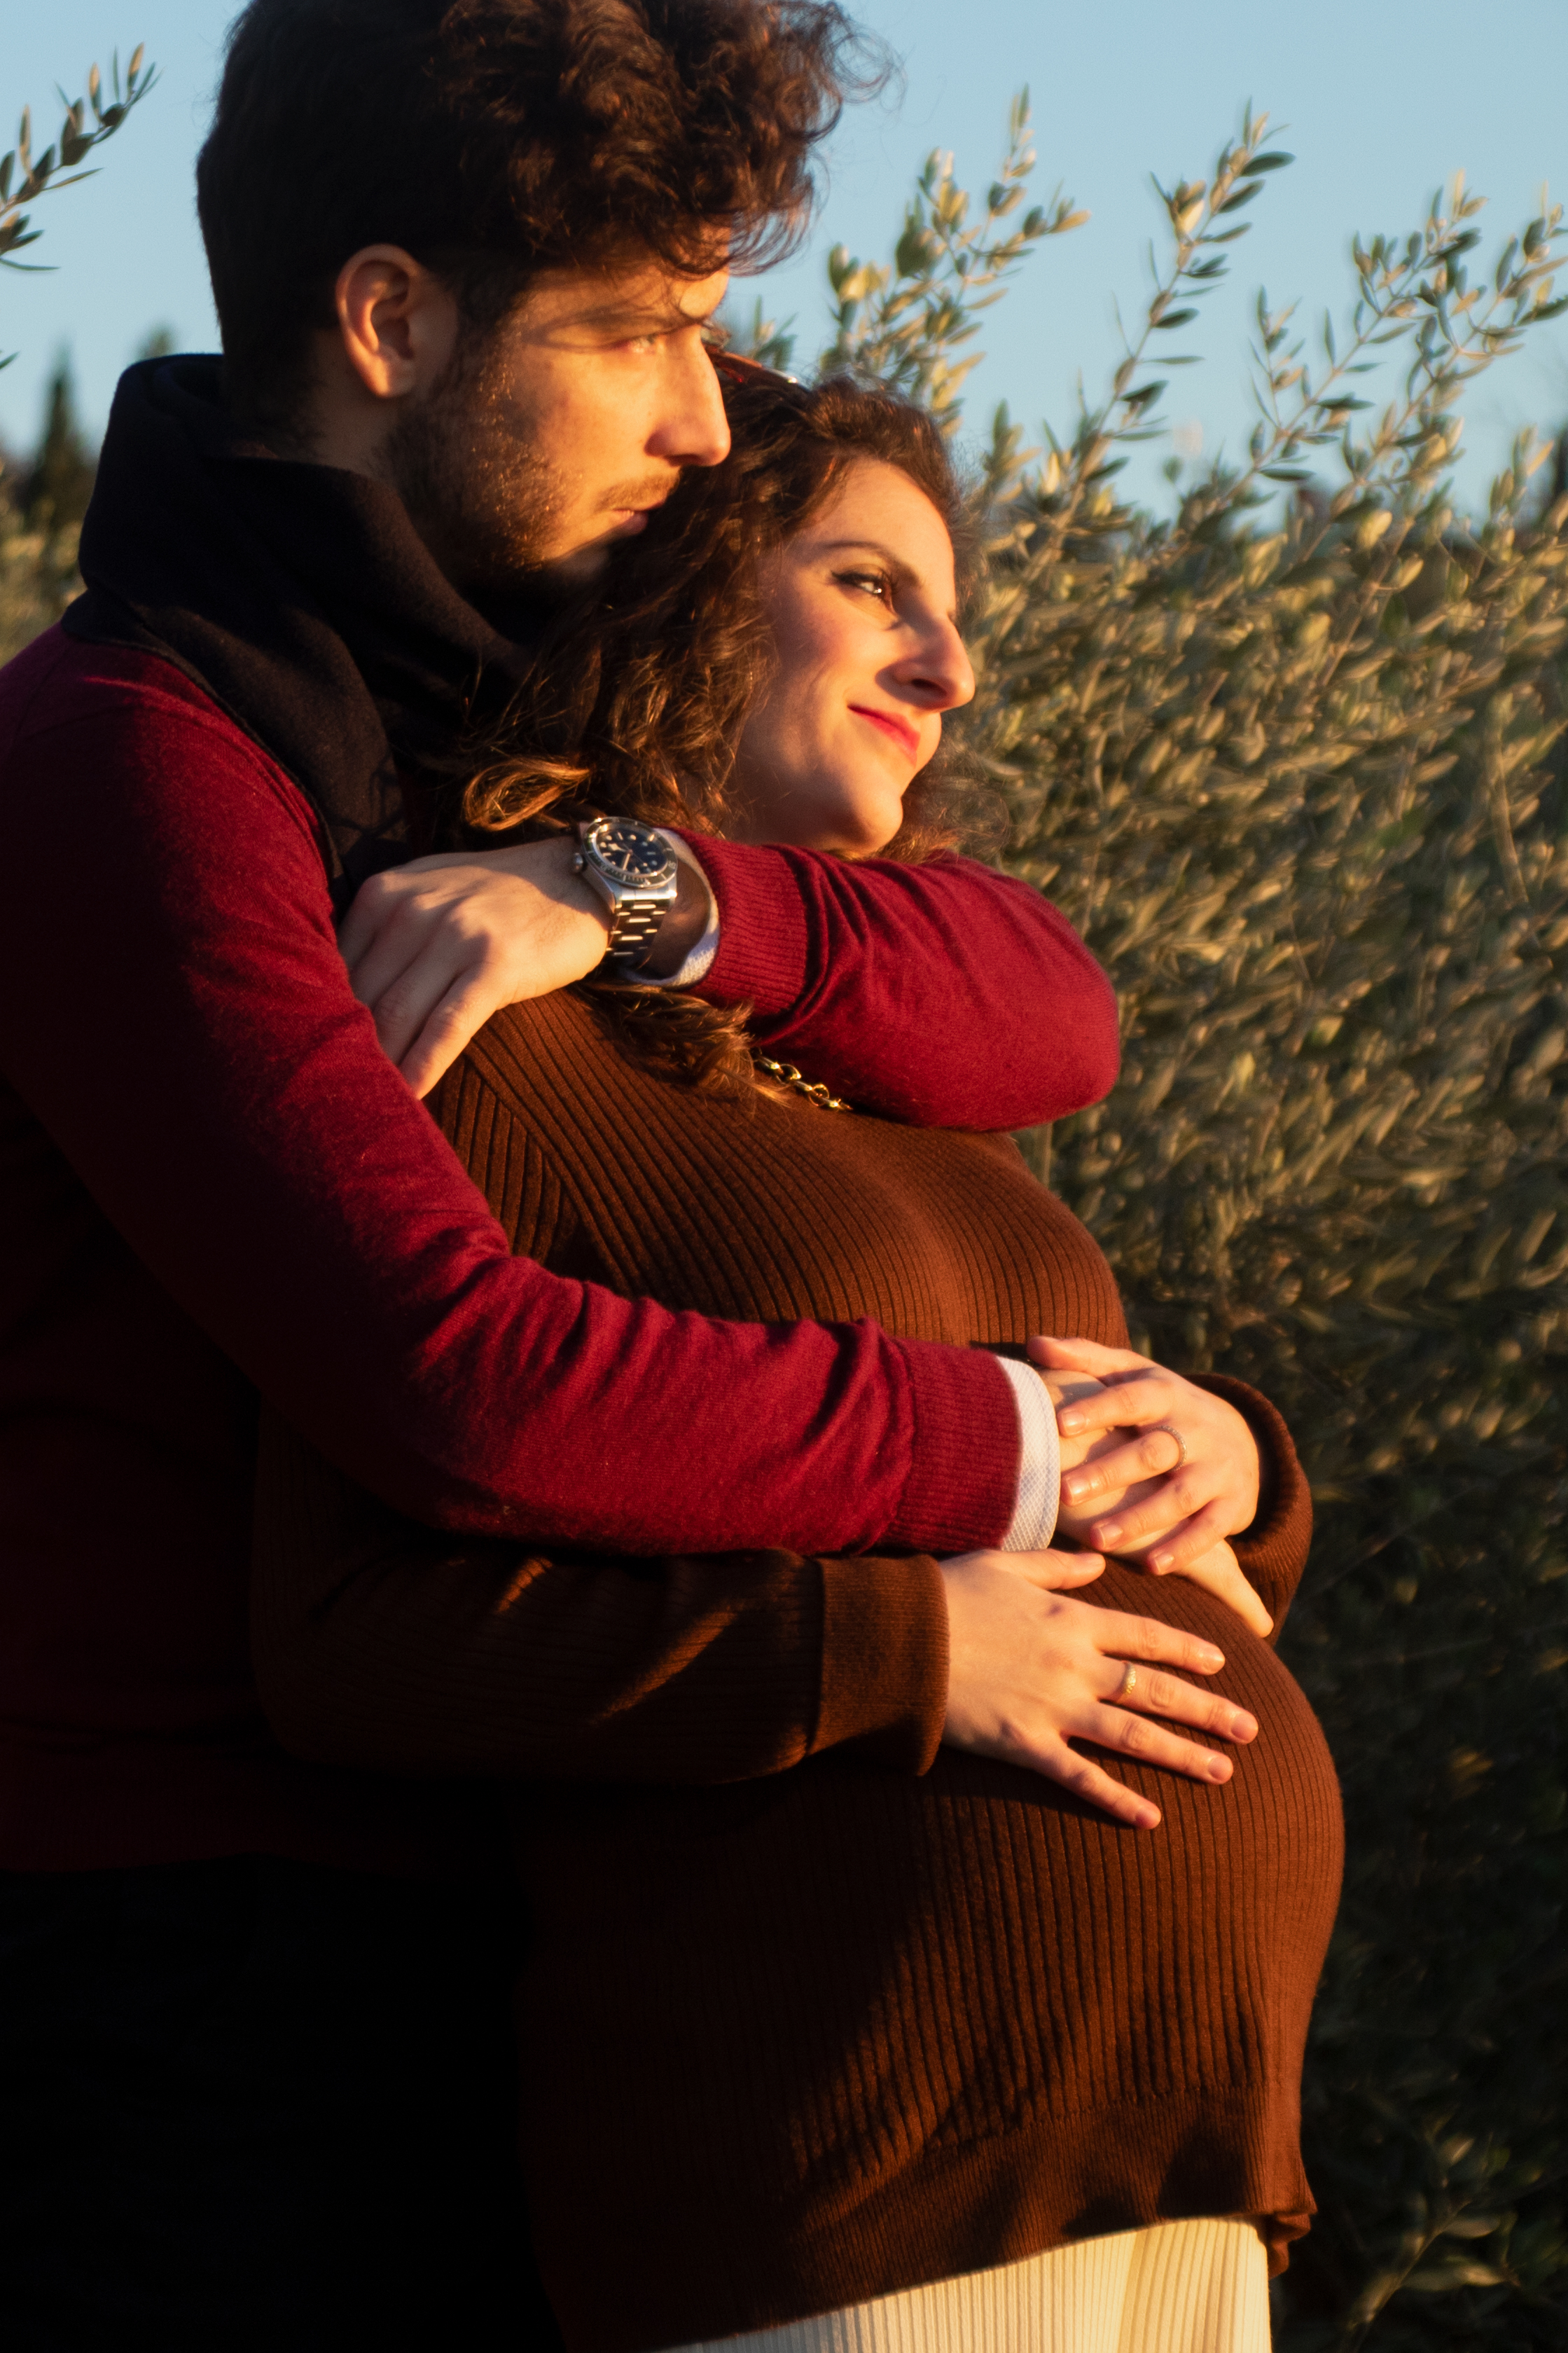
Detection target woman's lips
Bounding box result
[849,705,921,761]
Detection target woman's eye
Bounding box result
[834,568,894,606]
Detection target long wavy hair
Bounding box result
[452,368,999,1096]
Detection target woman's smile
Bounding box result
[849,703,922,762]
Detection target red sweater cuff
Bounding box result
[886,1341,1019,1555]
[676,834,810,1016]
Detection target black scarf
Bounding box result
[64,356,546,901]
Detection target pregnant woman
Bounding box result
[252,371,1342,2353]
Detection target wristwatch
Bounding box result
[572,817,681,973]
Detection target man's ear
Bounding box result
[333,245,460,401]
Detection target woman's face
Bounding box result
[726,457,976,854]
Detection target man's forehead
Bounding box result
[518,256,730,335]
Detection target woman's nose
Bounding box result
[896,615,976,712]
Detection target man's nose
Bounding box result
[647,341,731,470]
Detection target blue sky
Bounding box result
[3,0,1565,515]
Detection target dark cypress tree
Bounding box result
[21,350,97,530]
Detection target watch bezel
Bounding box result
[578,816,680,895]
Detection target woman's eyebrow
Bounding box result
[817,537,917,583]
[818,537,958,621]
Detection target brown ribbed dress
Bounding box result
[251,989,1342,2353]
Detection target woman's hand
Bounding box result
[1153,1540,1273,1640]
[940,1547,1258,1829]
[1032,1336,1262,1577]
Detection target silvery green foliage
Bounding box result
[1,47,156,367]
[0,48,155,651]
[793,104,1567,2349]
[0,492,79,660]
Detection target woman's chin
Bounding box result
[809,816,906,857]
[819,785,910,856]
[735,775,910,856]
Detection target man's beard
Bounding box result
[383,340,675,602]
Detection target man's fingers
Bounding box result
[1054,1371,1172,1437]
[363,951,472,1069]
[343,913,436,1019]
[1030,1334,1148,1378]
[338,869,408,972]
[1144,1499,1233,1573]
[396,977,505,1098]
[1062,1428,1184,1506]
[1088,1473,1211,1550]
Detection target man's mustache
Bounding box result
[597,473,684,516]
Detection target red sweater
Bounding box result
[0,630,1118,1870]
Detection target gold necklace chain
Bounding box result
[753,1056,854,1113]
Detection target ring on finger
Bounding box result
[1152,1421,1188,1467]
[1112,1662,1139,1703]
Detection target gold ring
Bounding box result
[1153,1422,1188,1468]
[1113,1662,1139,1703]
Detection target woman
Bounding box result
[252,373,1342,2352]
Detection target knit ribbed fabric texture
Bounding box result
[667,2216,1270,2353]
[686,832,815,1014]
[253,988,1341,2353]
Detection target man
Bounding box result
[0,1,1117,2343]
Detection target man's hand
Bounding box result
[939,1546,1258,1829]
[338,838,711,1096]
[1032,1335,1263,1575]
[1041,1363,1274,1639]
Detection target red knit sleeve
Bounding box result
[251,1408,950,1783]
[681,836,1120,1131]
[0,637,1016,1561]
[1191,1373,1314,1641]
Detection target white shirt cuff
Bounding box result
[637,832,721,988]
[996,1355,1062,1553]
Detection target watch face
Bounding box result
[586,820,677,888]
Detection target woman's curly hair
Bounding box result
[452,369,1001,1097]
[200,0,881,429]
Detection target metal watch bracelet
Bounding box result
[603,896,674,972]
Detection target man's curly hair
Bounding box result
[198,0,880,428]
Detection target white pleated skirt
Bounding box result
[663,2215,1270,2353]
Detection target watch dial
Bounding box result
[591,820,675,883]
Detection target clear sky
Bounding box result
[3,0,1565,516]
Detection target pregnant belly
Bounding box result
[515,1564,1343,2252]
